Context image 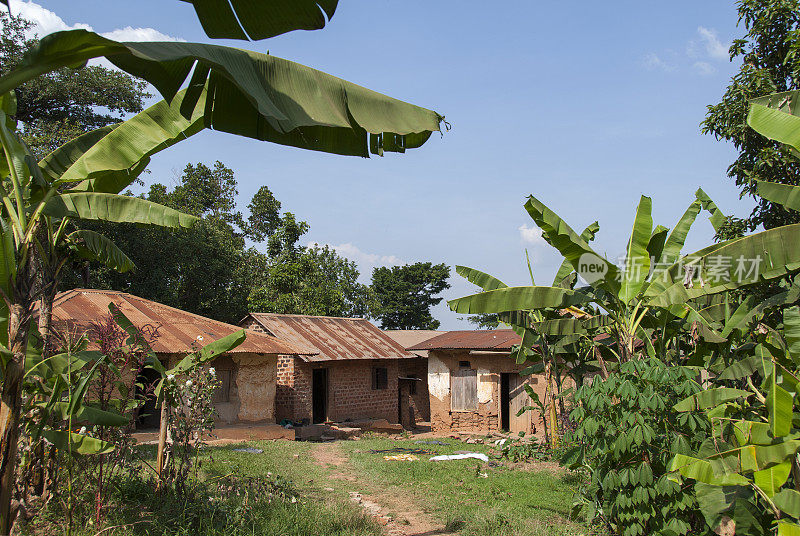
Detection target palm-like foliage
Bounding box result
[0,2,446,532]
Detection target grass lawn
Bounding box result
[22,436,587,536]
[333,436,587,536]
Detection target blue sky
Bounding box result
[10,1,755,328]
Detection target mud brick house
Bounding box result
[50,289,312,427]
[408,330,552,437]
[241,313,426,427]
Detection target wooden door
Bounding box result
[508,375,531,435]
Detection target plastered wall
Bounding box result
[427,350,552,437]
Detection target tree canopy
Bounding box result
[67,161,375,323]
[702,0,800,233]
[371,262,450,329]
[0,12,149,158]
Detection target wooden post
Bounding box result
[155,403,168,489]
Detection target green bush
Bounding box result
[565,359,709,536]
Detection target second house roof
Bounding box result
[243,313,416,362]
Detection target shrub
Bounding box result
[565,358,708,536]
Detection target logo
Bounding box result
[578,253,608,284]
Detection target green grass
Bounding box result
[21,441,381,536]
[21,437,587,536]
[336,437,587,536]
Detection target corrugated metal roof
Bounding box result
[244,313,416,362]
[383,330,444,357]
[51,289,314,356]
[407,330,522,351]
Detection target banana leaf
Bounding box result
[673,388,751,412]
[455,265,507,291]
[647,224,669,264]
[0,30,443,158]
[524,195,619,293]
[754,462,792,497]
[179,0,338,41]
[51,402,129,427]
[66,230,135,273]
[696,188,727,232]
[552,221,600,286]
[774,489,800,518]
[645,224,800,307]
[619,195,652,304]
[41,429,115,456]
[756,181,800,213]
[41,87,205,190]
[448,286,591,315]
[42,192,197,228]
[661,199,702,265]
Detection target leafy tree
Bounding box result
[371,262,450,329]
[248,213,375,318]
[702,0,800,231]
[69,162,258,323]
[0,12,149,158]
[466,313,500,329]
[73,162,375,322]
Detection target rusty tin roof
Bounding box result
[244,313,416,362]
[51,289,314,356]
[407,330,522,351]
[383,330,444,357]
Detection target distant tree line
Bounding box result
[60,161,451,328]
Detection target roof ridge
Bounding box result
[248,312,367,322]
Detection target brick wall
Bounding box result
[325,360,399,423]
[242,317,410,425]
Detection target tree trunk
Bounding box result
[545,361,559,449]
[156,403,168,489]
[37,289,57,361]
[0,303,32,535]
[28,289,57,499]
[594,347,610,380]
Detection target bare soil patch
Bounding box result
[312,442,456,536]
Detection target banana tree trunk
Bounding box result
[0,301,32,535]
[593,347,610,380]
[545,361,559,449]
[156,403,168,489]
[37,288,57,359]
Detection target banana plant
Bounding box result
[0,2,447,530]
[455,228,604,449]
[661,89,800,536]
[449,189,732,362]
[668,306,800,536]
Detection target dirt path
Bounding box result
[311,442,455,536]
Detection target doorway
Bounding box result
[135,366,162,429]
[312,368,328,424]
[500,373,530,435]
[500,373,511,432]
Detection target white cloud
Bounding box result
[692,61,716,76]
[518,224,546,246]
[641,53,677,73]
[8,0,91,35]
[688,26,729,61]
[307,242,404,280]
[101,26,183,42]
[6,1,182,42]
